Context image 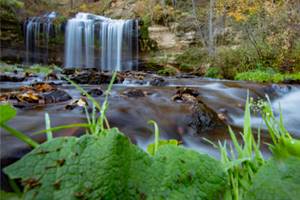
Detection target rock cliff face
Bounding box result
[148,25,197,52]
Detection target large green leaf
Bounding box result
[147,139,178,156]
[0,103,17,124]
[4,129,227,200]
[0,191,21,200]
[145,146,227,199]
[245,156,300,200]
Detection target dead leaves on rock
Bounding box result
[65,98,88,110]
[32,83,56,93]
[0,82,71,106]
[172,87,200,103]
[16,91,40,103]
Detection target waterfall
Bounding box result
[65,13,95,68]
[64,13,139,71]
[24,12,57,65]
[272,89,300,135]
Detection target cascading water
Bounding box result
[24,12,57,64]
[64,13,139,71]
[272,89,300,135]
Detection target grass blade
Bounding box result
[1,123,38,148]
[32,123,90,135]
[45,112,53,141]
[148,120,160,154]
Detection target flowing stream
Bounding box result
[1,76,299,162]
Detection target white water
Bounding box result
[65,12,138,71]
[232,89,300,136]
[24,12,57,64]
[65,13,94,68]
[272,90,300,135]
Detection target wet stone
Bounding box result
[150,77,167,87]
[62,68,77,75]
[65,98,88,110]
[122,89,146,98]
[68,72,124,85]
[16,91,40,103]
[217,108,233,123]
[189,102,219,133]
[46,72,59,80]
[121,71,146,80]
[31,82,57,93]
[43,90,72,104]
[172,87,200,103]
[0,74,25,82]
[263,84,293,97]
[85,88,103,97]
[282,79,300,84]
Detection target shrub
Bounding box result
[158,66,177,76]
[152,4,176,25]
[205,67,223,79]
[175,47,208,71]
[234,69,300,83]
[210,47,245,79]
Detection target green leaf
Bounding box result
[0,191,21,200]
[147,145,227,199]
[147,139,178,156]
[245,156,300,200]
[0,103,17,124]
[4,130,227,200]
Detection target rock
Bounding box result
[189,102,217,132]
[148,25,178,50]
[217,108,233,123]
[68,71,124,85]
[62,69,77,75]
[84,88,103,97]
[19,86,34,92]
[46,72,59,80]
[16,91,40,103]
[65,98,88,110]
[282,79,300,84]
[189,98,225,134]
[0,74,25,82]
[263,84,293,97]
[122,89,146,98]
[177,87,199,97]
[31,82,57,93]
[150,77,167,86]
[121,71,146,80]
[43,90,72,104]
[172,87,200,103]
[0,94,8,102]
[174,93,197,103]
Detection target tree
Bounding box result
[208,0,215,56]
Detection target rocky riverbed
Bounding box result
[1,70,299,163]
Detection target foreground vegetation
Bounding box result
[1,74,299,200]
